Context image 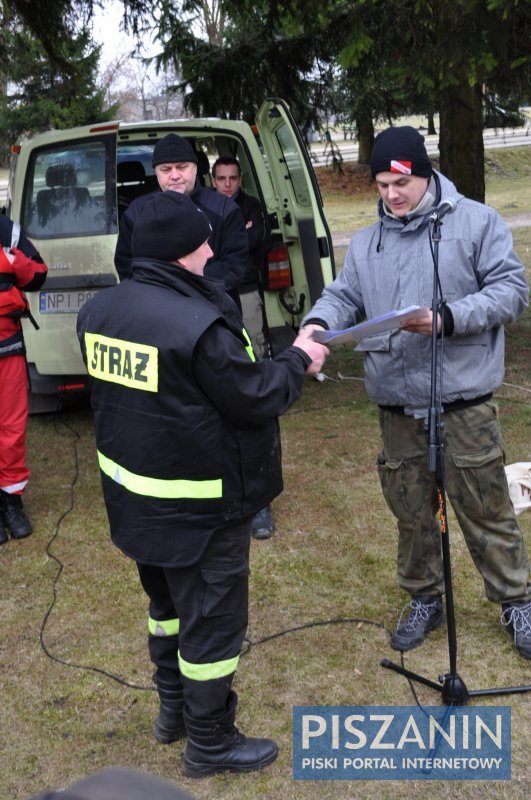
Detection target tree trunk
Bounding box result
[427,112,436,136]
[356,107,374,165]
[439,81,485,202]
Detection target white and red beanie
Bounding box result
[370,126,433,178]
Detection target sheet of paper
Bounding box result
[311,305,430,345]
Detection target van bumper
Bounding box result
[27,363,90,396]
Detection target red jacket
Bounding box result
[0,218,47,358]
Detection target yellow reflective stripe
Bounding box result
[85,332,158,392]
[178,653,240,681]
[97,451,223,500]
[148,617,180,637]
[242,328,256,362]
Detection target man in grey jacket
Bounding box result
[303,126,530,659]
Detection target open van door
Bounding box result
[255,97,335,351]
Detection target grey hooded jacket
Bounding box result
[303,171,528,416]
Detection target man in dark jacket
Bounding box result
[211,156,267,356]
[0,216,47,543]
[211,156,276,539]
[114,134,248,308]
[77,192,328,777]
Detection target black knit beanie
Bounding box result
[370,126,432,178]
[132,192,211,262]
[152,134,198,168]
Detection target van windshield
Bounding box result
[22,137,117,239]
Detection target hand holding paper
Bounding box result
[399,308,438,335]
[310,306,431,346]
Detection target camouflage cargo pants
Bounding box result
[377,400,531,603]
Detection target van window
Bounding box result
[275,123,311,208]
[22,137,117,240]
[117,144,155,176]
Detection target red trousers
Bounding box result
[0,355,29,493]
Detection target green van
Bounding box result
[7,98,335,410]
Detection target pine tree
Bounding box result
[0,28,117,163]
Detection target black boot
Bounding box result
[1,491,32,539]
[183,690,278,778]
[153,676,186,744]
[251,505,275,540]
[0,510,7,546]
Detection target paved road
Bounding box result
[310,127,531,165]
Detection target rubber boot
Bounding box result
[153,676,186,744]
[182,690,278,778]
[251,505,275,540]
[0,509,7,546]
[1,491,32,539]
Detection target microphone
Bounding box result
[430,197,457,222]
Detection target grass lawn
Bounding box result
[0,149,529,800]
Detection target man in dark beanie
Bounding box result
[77,192,329,777]
[114,133,248,309]
[302,125,530,660]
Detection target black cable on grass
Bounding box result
[38,408,425,705]
[241,616,391,653]
[243,624,431,712]
[39,409,155,692]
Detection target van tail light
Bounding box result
[266,244,292,290]
[58,382,88,392]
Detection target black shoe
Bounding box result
[182,691,278,778]
[0,512,7,546]
[251,506,275,540]
[153,676,186,743]
[500,601,531,660]
[390,595,445,652]
[1,492,32,539]
[183,724,278,778]
[154,703,186,743]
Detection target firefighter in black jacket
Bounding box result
[77,192,328,778]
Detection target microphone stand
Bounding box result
[380,210,531,705]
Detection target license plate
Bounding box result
[39,289,100,314]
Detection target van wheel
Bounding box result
[28,393,62,415]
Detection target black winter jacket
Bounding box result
[232,189,266,293]
[77,261,310,566]
[114,182,248,306]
